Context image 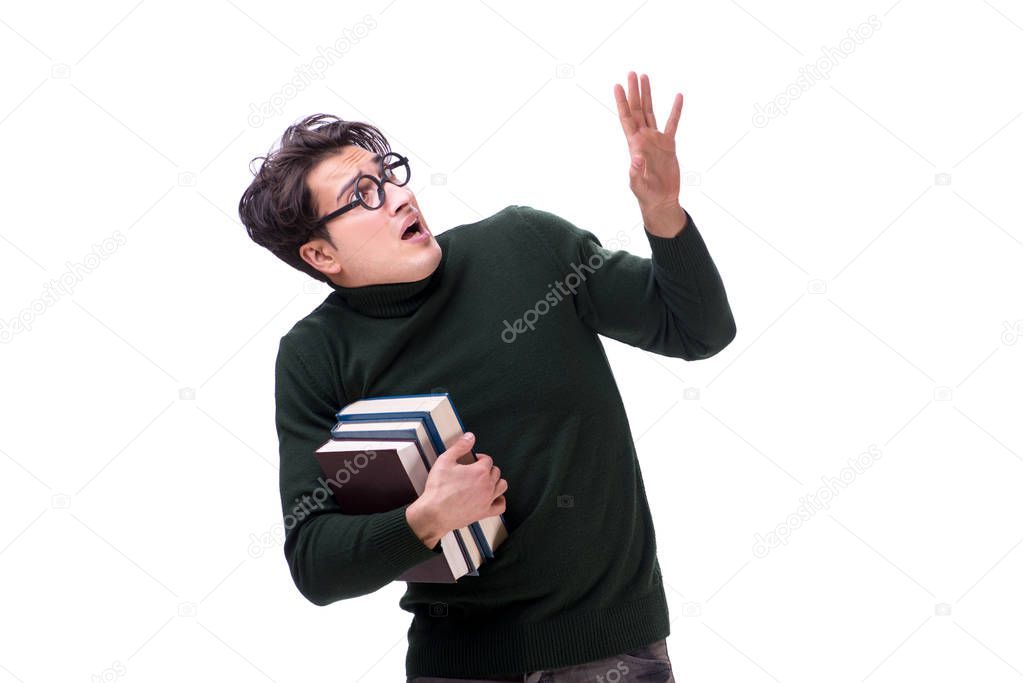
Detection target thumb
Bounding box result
[439,431,475,462]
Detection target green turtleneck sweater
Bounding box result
[274,204,735,679]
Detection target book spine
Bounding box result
[455,527,479,576]
[467,520,493,559]
[444,398,501,559]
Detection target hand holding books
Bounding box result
[406,432,509,551]
[313,392,510,582]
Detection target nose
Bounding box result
[382,177,414,216]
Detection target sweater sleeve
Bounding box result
[515,205,737,360]
[274,333,444,606]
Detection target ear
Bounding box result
[299,239,342,276]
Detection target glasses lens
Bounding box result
[381,154,410,186]
[355,175,383,209]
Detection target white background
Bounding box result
[2,1,1022,681]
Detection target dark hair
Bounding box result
[238,114,391,283]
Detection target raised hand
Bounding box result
[613,71,687,236]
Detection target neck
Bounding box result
[327,248,448,318]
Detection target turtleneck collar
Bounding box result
[326,244,448,318]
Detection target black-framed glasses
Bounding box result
[315,152,411,228]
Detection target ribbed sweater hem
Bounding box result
[405,579,670,678]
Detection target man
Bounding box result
[238,71,736,682]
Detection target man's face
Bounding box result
[302,145,441,288]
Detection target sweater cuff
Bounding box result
[369,503,445,573]
[644,209,716,275]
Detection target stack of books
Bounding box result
[313,393,509,583]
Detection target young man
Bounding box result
[239,72,735,682]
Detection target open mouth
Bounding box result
[400,221,422,240]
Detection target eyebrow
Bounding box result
[335,153,383,203]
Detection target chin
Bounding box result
[416,240,442,269]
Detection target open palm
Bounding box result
[613,71,684,215]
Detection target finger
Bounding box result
[490,465,501,482]
[640,73,657,129]
[627,71,644,128]
[664,92,684,140]
[441,433,474,461]
[614,83,637,137]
